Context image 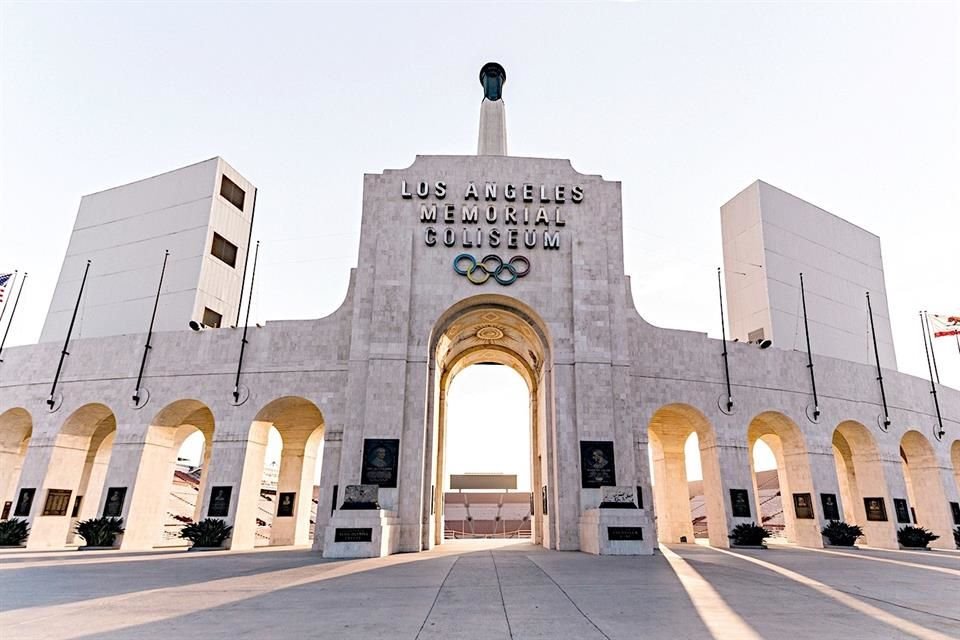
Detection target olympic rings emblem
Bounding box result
[453,253,530,286]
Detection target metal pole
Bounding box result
[233,240,260,402]
[133,250,169,404]
[923,311,940,384]
[48,260,91,408]
[236,187,258,327]
[0,270,17,328]
[0,272,27,363]
[799,273,819,419]
[866,292,890,429]
[717,267,733,412]
[920,312,945,440]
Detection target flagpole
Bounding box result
[920,312,945,441]
[717,267,733,412]
[0,270,17,328]
[233,240,259,403]
[923,311,940,384]
[48,260,91,408]
[133,250,169,405]
[866,292,890,430]
[0,272,27,363]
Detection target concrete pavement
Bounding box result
[1,540,957,639]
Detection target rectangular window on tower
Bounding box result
[202,307,223,329]
[219,175,246,211]
[211,233,238,268]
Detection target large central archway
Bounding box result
[423,295,554,550]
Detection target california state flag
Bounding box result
[930,313,960,338]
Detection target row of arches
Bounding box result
[0,396,325,550]
[648,404,960,549]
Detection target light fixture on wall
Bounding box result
[188,320,205,331]
[755,339,772,349]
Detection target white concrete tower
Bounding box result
[477,62,507,155]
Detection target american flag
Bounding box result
[0,273,12,304]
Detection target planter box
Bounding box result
[188,546,226,552]
[0,545,26,549]
[730,544,767,549]
[899,544,930,550]
[79,546,116,551]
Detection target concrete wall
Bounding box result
[722,180,896,369]
[40,157,254,343]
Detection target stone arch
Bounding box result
[236,396,325,548]
[24,403,116,549]
[648,403,725,546]
[119,399,214,549]
[747,411,820,547]
[899,429,953,547]
[831,420,895,548]
[0,407,32,516]
[425,294,553,550]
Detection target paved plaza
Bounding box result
[1,540,957,639]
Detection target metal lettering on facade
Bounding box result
[406,180,580,252]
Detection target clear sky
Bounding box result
[1,2,957,482]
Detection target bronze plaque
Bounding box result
[13,488,35,517]
[793,493,814,519]
[334,527,372,543]
[863,497,887,522]
[893,498,910,524]
[820,493,840,521]
[950,501,960,525]
[607,526,643,541]
[103,487,126,517]
[360,439,399,488]
[730,489,751,518]
[208,486,233,518]
[276,492,295,517]
[580,441,616,488]
[42,489,72,516]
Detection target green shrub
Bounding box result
[180,518,233,548]
[821,520,863,546]
[75,517,125,547]
[729,522,771,546]
[897,525,939,548]
[0,518,30,546]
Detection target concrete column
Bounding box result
[904,458,956,549]
[313,431,341,551]
[192,444,212,522]
[477,99,507,156]
[270,446,314,546]
[552,363,581,551]
[109,426,178,550]
[702,441,756,548]
[651,438,694,543]
[23,434,90,550]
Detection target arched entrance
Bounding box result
[424,296,553,550]
[831,420,894,547]
[899,430,953,546]
[648,404,723,546]
[127,399,215,547]
[747,412,820,546]
[239,396,324,548]
[0,408,32,518]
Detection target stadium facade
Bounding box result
[1,64,958,556]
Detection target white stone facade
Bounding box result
[39,157,254,342]
[722,180,896,368]
[2,70,958,558]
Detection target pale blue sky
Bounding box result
[2,3,957,480]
